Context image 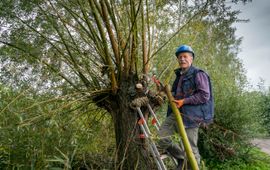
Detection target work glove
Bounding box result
[173,99,184,108]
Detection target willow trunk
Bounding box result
[111,77,155,169]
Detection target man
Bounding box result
[158,45,214,169]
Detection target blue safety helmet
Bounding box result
[175,45,195,58]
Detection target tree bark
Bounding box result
[110,76,155,169]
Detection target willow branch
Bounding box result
[146,0,152,62]
[13,14,93,89]
[105,0,129,78]
[0,40,81,92]
[100,0,120,66]
[76,0,106,63]
[40,2,92,89]
[141,0,148,74]
[148,1,209,63]
[104,0,125,80]
[48,0,93,89]
[14,15,73,66]
[129,0,138,74]
[88,0,118,93]
[119,0,142,75]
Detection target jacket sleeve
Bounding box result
[184,71,210,105]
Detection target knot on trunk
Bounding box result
[130,96,149,109]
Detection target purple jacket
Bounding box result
[167,66,214,128]
[176,70,210,104]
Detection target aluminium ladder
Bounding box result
[136,103,177,170]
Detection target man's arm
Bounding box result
[184,72,210,105]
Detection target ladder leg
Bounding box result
[137,107,167,170]
[149,140,167,170]
[149,143,163,170]
[138,123,163,170]
[147,104,161,128]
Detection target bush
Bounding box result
[198,74,265,162]
[206,148,270,170]
[0,85,115,169]
[261,89,270,135]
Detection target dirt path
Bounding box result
[251,138,270,155]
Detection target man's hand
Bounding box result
[173,99,184,108]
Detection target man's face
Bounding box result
[177,52,193,69]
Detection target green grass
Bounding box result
[204,148,270,170]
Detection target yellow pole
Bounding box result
[165,85,199,170]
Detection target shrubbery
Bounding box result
[261,89,270,135]
[0,85,115,169]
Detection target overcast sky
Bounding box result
[232,0,270,90]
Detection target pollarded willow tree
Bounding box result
[0,0,251,169]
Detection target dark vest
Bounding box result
[167,66,214,128]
